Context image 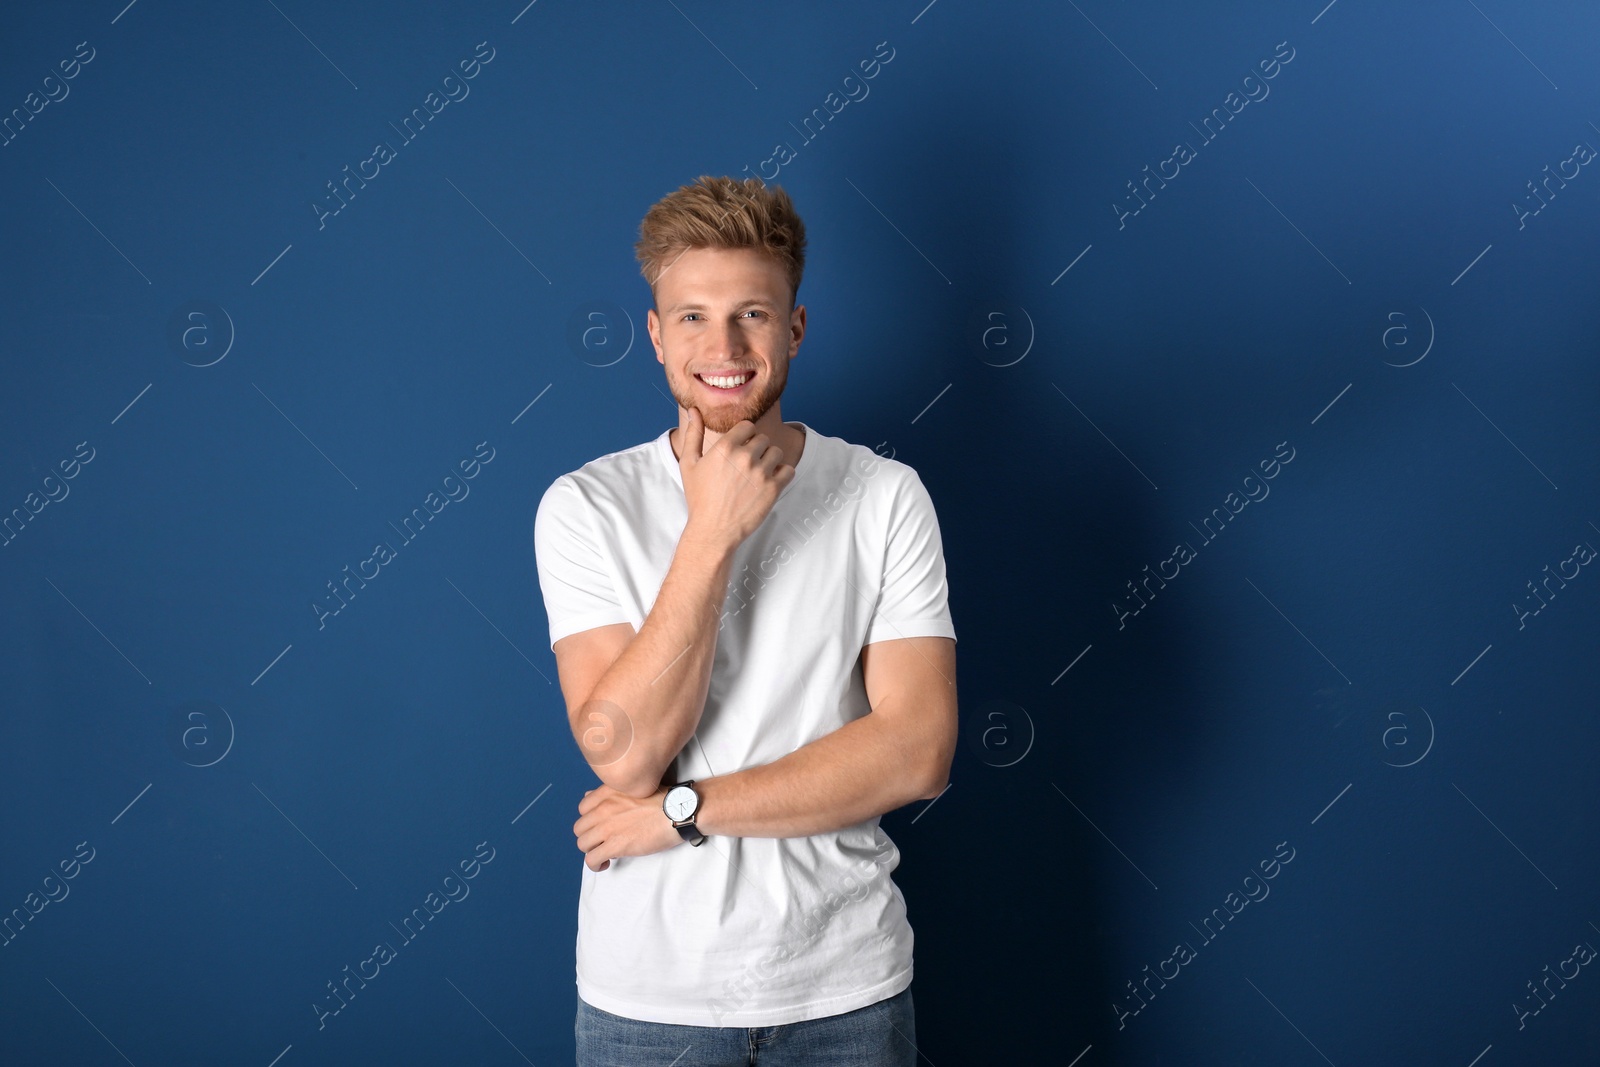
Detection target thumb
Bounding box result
[681,406,704,464]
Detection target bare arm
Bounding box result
[560,410,795,798]
[570,533,734,797]
[693,636,957,837]
[572,636,957,870]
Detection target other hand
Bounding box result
[574,783,683,872]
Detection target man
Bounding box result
[533,175,958,1065]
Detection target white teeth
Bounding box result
[701,374,750,389]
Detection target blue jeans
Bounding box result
[575,986,918,1066]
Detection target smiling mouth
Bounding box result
[696,371,754,393]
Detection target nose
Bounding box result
[706,318,745,359]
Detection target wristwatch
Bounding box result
[663,781,705,846]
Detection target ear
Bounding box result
[788,303,806,357]
[647,305,664,362]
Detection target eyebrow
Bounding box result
[663,298,779,315]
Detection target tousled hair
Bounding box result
[634,176,806,307]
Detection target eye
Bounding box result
[742,309,765,319]
[681,313,701,322]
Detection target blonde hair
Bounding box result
[635,175,806,307]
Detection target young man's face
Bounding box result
[647,246,805,436]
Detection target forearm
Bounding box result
[693,710,946,838]
[587,530,734,797]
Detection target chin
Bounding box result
[671,374,782,434]
[699,403,770,434]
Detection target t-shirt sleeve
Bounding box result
[533,474,633,649]
[863,468,957,646]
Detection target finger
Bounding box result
[681,406,703,463]
[737,430,768,456]
[711,420,756,456]
[755,443,786,475]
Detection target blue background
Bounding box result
[3,1,1597,1063]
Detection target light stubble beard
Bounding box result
[664,358,790,437]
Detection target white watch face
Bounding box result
[664,785,696,821]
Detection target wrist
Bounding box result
[663,779,707,847]
[678,522,736,565]
[685,774,724,838]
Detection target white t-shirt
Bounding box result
[533,420,957,1027]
